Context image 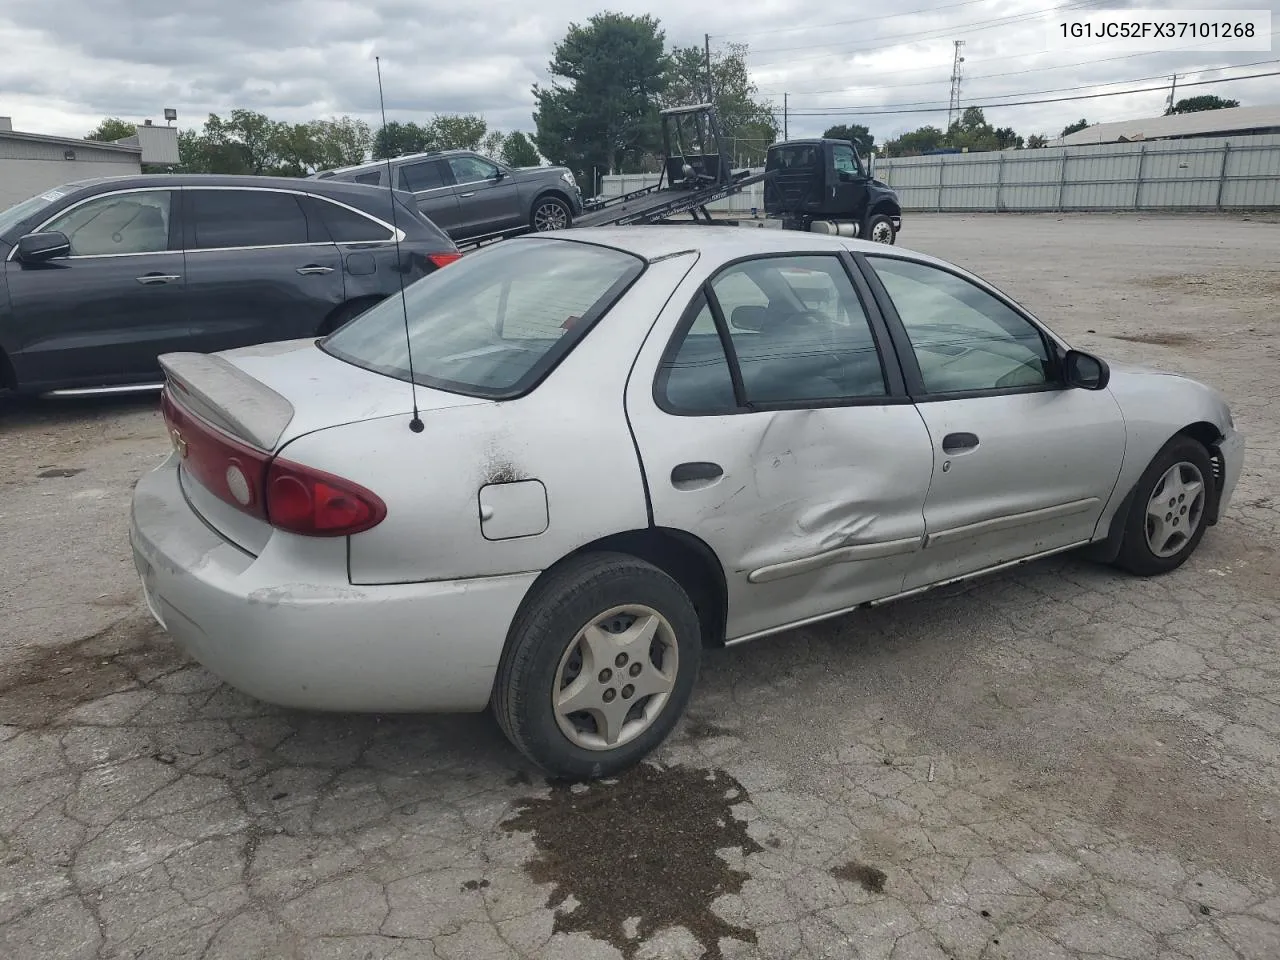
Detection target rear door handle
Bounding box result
[671,461,723,487]
[135,273,181,285]
[458,192,476,198]
[942,432,980,453]
[296,265,335,275]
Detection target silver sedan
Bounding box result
[129,227,1244,779]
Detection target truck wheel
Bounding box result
[531,196,572,232]
[491,552,701,780]
[866,214,896,244]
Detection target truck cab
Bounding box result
[763,138,902,244]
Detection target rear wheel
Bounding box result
[1115,435,1217,576]
[492,552,701,780]
[865,213,896,244]
[531,196,572,232]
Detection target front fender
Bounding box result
[1091,365,1235,546]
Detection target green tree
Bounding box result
[534,12,670,184]
[1061,118,1090,138]
[373,120,433,160]
[1166,95,1239,115]
[431,114,488,151]
[1026,134,1049,149]
[501,131,541,167]
[821,123,875,155]
[85,117,136,143]
[664,42,777,166]
[884,125,946,157]
[308,116,372,169]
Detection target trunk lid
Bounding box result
[159,338,485,553]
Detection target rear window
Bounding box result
[766,144,819,171]
[321,238,645,398]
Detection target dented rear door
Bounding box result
[625,251,935,642]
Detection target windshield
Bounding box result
[0,189,66,239]
[322,238,645,399]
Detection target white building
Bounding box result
[0,117,180,209]
[1053,104,1280,146]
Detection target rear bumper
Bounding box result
[129,454,538,713]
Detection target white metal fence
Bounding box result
[600,133,1280,214]
[873,133,1280,212]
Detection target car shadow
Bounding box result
[0,391,162,430]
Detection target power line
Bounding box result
[776,59,1280,113]
[783,68,1280,116]
[762,32,1280,96]
[710,0,1003,42]
[746,0,1102,65]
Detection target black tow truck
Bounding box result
[573,104,902,244]
[763,137,903,244]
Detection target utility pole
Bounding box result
[1166,74,1179,113]
[947,40,966,130]
[704,34,714,104]
[784,93,788,140]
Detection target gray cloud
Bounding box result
[2,0,1276,144]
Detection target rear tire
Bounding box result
[1114,435,1217,576]
[531,196,572,232]
[865,213,896,244]
[492,552,701,780]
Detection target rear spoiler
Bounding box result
[159,353,295,451]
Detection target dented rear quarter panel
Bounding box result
[275,252,703,585]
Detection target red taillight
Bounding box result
[265,459,386,536]
[161,387,386,538]
[161,388,270,521]
[427,251,461,268]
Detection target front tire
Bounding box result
[865,213,896,244]
[531,196,572,232]
[1115,435,1217,576]
[492,552,701,780]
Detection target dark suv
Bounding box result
[0,174,459,397]
[316,152,584,243]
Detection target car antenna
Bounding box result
[376,55,424,434]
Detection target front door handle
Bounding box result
[942,432,980,453]
[671,461,723,486]
[135,273,181,285]
[458,192,476,198]
[296,265,335,275]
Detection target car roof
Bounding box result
[323,149,480,176]
[53,173,402,201]
[529,225,937,266]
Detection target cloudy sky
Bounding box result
[1,0,1277,146]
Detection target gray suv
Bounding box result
[316,151,583,243]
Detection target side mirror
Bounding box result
[837,170,855,183]
[1063,349,1109,390]
[16,231,71,263]
[493,168,506,181]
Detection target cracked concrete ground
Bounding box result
[1,213,1277,959]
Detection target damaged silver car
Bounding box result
[130,227,1244,779]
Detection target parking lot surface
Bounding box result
[2,213,1277,960]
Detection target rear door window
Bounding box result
[188,189,314,249]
